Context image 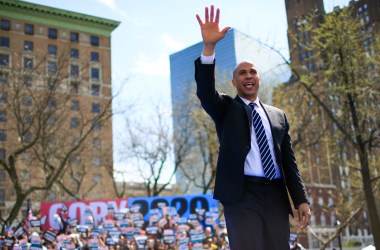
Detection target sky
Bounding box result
[22,0,351,181]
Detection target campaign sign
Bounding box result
[43,230,57,243]
[146,226,158,235]
[13,245,22,250]
[114,212,125,220]
[69,218,78,228]
[30,220,41,228]
[128,194,218,222]
[190,230,204,244]
[134,235,147,249]
[163,235,175,245]
[118,219,129,227]
[89,239,99,249]
[40,198,128,231]
[105,237,116,246]
[109,230,121,239]
[76,225,88,233]
[134,220,145,228]
[178,237,190,250]
[14,226,25,237]
[4,237,13,246]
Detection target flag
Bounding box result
[24,199,32,234]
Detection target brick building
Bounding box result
[0,0,119,218]
[280,0,380,248]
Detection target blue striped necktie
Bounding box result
[248,102,276,180]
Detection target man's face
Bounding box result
[232,61,260,101]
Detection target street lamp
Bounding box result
[336,220,342,250]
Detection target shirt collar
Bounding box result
[238,96,261,107]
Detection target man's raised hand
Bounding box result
[196,5,231,56]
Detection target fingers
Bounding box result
[198,5,219,24]
[215,7,220,23]
[210,5,215,22]
[298,203,311,231]
[196,14,203,26]
[205,6,209,23]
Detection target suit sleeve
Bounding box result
[281,114,309,208]
[194,57,228,123]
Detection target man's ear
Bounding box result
[231,79,236,88]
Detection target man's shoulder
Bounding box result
[261,102,284,114]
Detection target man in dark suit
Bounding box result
[194,5,311,250]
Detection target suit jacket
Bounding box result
[194,58,309,215]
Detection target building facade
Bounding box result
[281,0,380,248]
[0,0,119,217]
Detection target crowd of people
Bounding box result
[0,203,230,250]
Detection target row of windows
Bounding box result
[1,19,100,46]
[0,37,100,62]
[0,97,101,115]
[0,54,101,83]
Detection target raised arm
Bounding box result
[196,5,231,56]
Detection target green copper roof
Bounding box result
[0,0,120,37]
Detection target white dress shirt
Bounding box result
[239,97,281,178]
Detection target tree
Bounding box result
[0,48,113,230]
[120,104,192,197]
[273,6,380,248]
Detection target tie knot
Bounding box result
[248,102,256,111]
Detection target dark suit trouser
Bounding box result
[223,180,290,250]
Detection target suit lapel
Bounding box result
[235,95,252,129]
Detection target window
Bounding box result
[48,61,57,74]
[91,52,99,62]
[70,32,79,42]
[0,130,6,141]
[93,174,102,183]
[47,115,56,126]
[0,169,5,182]
[1,19,10,30]
[24,24,34,35]
[48,45,57,56]
[48,28,57,39]
[92,103,101,113]
[0,111,6,122]
[0,189,4,203]
[70,81,79,94]
[22,96,32,106]
[71,48,79,58]
[93,137,101,149]
[91,68,99,80]
[92,157,101,167]
[48,98,56,108]
[90,36,99,46]
[71,136,79,146]
[71,100,79,111]
[0,73,7,85]
[70,117,79,128]
[0,93,7,104]
[91,84,100,96]
[92,120,101,131]
[22,169,30,180]
[23,115,32,126]
[24,41,33,51]
[70,64,79,77]
[0,54,9,67]
[0,37,9,48]
[0,148,4,160]
[23,76,33,87]
[24,58,33,69]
